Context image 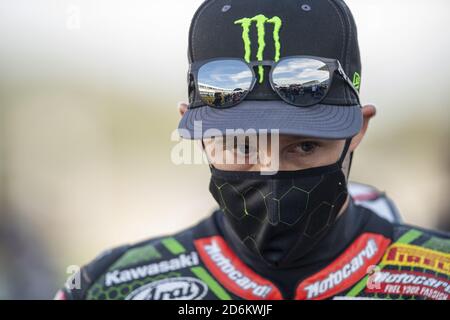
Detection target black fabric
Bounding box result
[210,169,348,266]
[180,0,364,141]
[208,140,352,267]
[57,197,450,300]
[62,245,130,300]
[188,0,361,106]
[217,197,394,298]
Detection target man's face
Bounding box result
[203,134,347,173]
[178,101,377,175]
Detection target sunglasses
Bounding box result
[188,55,360,109]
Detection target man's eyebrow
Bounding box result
[280,136,322,143]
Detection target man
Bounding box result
[56,0,449,300]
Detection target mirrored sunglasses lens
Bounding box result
[272,58,331,106]
[198,60,253,108]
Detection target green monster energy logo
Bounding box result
[234,14,282,83]
[353,72,361,91]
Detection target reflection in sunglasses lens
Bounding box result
[272,58,331,107]
[198,60,253,108]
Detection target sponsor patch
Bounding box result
[382,243,450,274]
[105,251,199,286]
[295,233,391,300]
[366,270,450,300]
[126,277,208,300]
[194,236,282,300]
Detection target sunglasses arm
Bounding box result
[336,63,361,105]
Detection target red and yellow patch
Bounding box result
[382,243,450,274]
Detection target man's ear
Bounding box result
[178,102,189,117]
[350,104,377,152]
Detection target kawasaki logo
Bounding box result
[234,14,282,83]
[105,252,199,287]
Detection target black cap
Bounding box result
[179,0,363,140]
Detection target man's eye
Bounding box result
[294,141,318,154]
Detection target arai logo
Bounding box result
[125,277,208,300]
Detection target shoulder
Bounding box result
[348,181,403,224]
[334,223,449,300]
[387,223,450,262]
[339,183,450,300]
[55,223,209,300]
[358,224,450,300]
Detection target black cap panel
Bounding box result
[188,0,361,105]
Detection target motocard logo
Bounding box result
[194,236,283,300]
[295,233,391,300]
[125,277,208,300]
[105,252,199,287]
[366,270,450,300]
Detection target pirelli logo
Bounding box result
[383,243,450,274]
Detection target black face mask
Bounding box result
[209,139,351,268]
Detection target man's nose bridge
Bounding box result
[257,133,280,173]
[257,145,271,168]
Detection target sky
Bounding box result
[0,0,449,125]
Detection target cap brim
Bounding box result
[178,101,362,140]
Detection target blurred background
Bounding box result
[0,0,449,299]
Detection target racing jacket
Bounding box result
[55,182,450,300]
